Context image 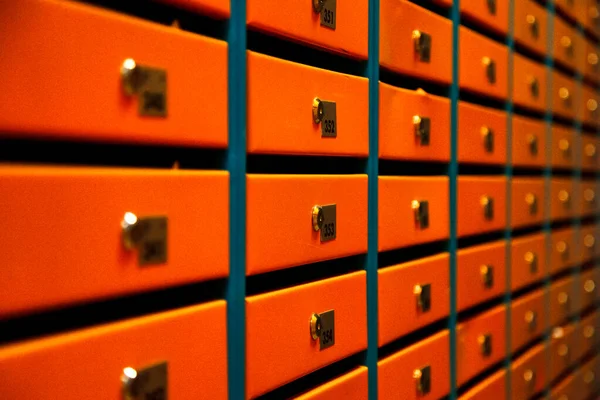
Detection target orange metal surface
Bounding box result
[512,116,547,168]
[160,0,230,17]
[0,0,228,148]
[457,177,507,238]
[247,0,368,59]
[458,102,507,164]
[511,232,547,291]
[580,224,599,263]
[510,343,547,400]
[0,166,229,318]
[514,0,548,56]
[550,124,576,169]
[580,180,599,217]
[247,51,368,157]
[459,27,508,100]
[458,369,506,400]
[512,53,548,112]
[582,84,600,126]
[460,0,508,34]
[456,305,506,386]
[246,271,367,399]
[549,324,577,383]
[511,289,546,352]
[549,227,577,275]
[553,15,584,72]
[294,367,368,400]
[246,174,367,275]
[378,176,449,251]
[582,135,600,171]
[511,178,546,229]
[378,330,450,400]
[456,241,506,312]
[549,278,577,327]
[378,253,450,346]
[580,269,598,311]
[550,178,576,221]
[552,70,580,120]
[0,301,228,399]
[379,83,450,162]
[380,0,452,84]
[550,373,578,400]
[584,39,600,83]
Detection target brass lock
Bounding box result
[558,189,570,208]
[559,87,571,107]
[481,195,494,220]
[558,291,569,307]
[310,312,322,340]
[478,333,492,357]
[481,126,494,153]
[528,75,539,98]
[524,310,537,331]
[558,138,570,156]
[561,36,573,57]
[525,193,537,215]
[556,240,569,260]
[524,251,537,273]
[121,212,168,266]
[585,143,597,158]
[121,362,168,400]
[412,200,429,229]
[523,368,535,384]
[482,57,496,84]
[588,52,599,70]
[584,279,596,294]
[480,264,493,288]
[413,365,431,395]
[312,98,325,124]
[121,58,167,117]
[526,14,538,38]
[584,325,595,339]
[412,30,432,63]
[587,98,598,113]
[526,133,538,156]
[413,115,431,146]
[414,284,431,312]
[584,234,595,249]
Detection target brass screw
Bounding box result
[558,291,569,306]
[588,98,598,112]
[584,234,595,249]
[558,190,570,206]
[559,87,570,101]
[559,138,570,154]
[558,343,569,357]
[556,240,568,257]
[524,310,536,330]
[584,325,595,339]
[584,189,596,203]
[525,251,537,273]
[523,368,535,383]
[584,279,596,293]
[585,143,597,158]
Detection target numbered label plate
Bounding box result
[320,0,336,30]
[320,204,336,242]
[320,101,337,138]
[137,66,167,117]
[123,362,168,400]
[136,216,168,266]
[318,309,335,350]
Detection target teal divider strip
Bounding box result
[366,0,380,396]
[449,0,460,398]
[226,0,247,398]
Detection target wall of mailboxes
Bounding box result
[1,0,600,399]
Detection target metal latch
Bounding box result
[481,195,494,220]
[527,134,538,156]
[412,200,429,229]
[524,251,537,273]
[413,115,430,145]
[121,212,168,266]
[481,126,494,153]
[478,333,492,357]
[414,283,431,312]
[412,30,432,63]
[480,264,493,288]
[121,58,167,117]
[413,365,431,395]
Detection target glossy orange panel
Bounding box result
[160,0,229,17]
[512,116,547,168]
[0,0,228,148]
[550,178,576,221]
[549,227,577,275]
[552,70,580,120]
[0,166,229,318]
[246,271,367,399]
[580,224,599,263]
[246,174,367,275]
[514,0,548,56]
[456,241,506,312]
[380,0,452,84]
[549,277,577,327]
[378,331,450,400]
[460,0,508,33]
[582,84,600,127]
[511,343,547,400]
[511,289,546,352]
[379,253,450,346]
[457,177,507,238]
[549,324,576,382]
[0,301,228,399]
[553,16,584,72]
[581,269,598,311]
[247,51,368,156]
[379,83,450,161]
[513,53,548,112]
[551,124,576,169]
[584,39,600,82]
[458,369,506,400]
[456,305,506,386]
[510,232,547,291]
[581,135,600,171]
[580,180,599,217]
[511,178,546,229]
[458,102,507,164]
[459,27,508,100]
[294,367,368,400]
[379,176,449,251]
[247,0,367,59]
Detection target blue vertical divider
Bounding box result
[226,0,247,398]
[366,0,380,396]
[449,0,460,399]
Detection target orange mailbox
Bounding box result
[457,177,507,237]
[0,166,229,318]
[512,54,548,112]
[511,289,546,352]
[0,301,228,399]
[553,16,584,73]
[550,178,576,221]
[512,116,547,168]
[513,0,548,56]
[246,174,368,275]
[548,228,577,274]
[458,102,507,165]
[511,232,547,291]
[551,125,576,169]
[246,272,367,399]
[511,178,546,229]
[0,0,228,148]
[552,70,580,121]
[247,51,368,157]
